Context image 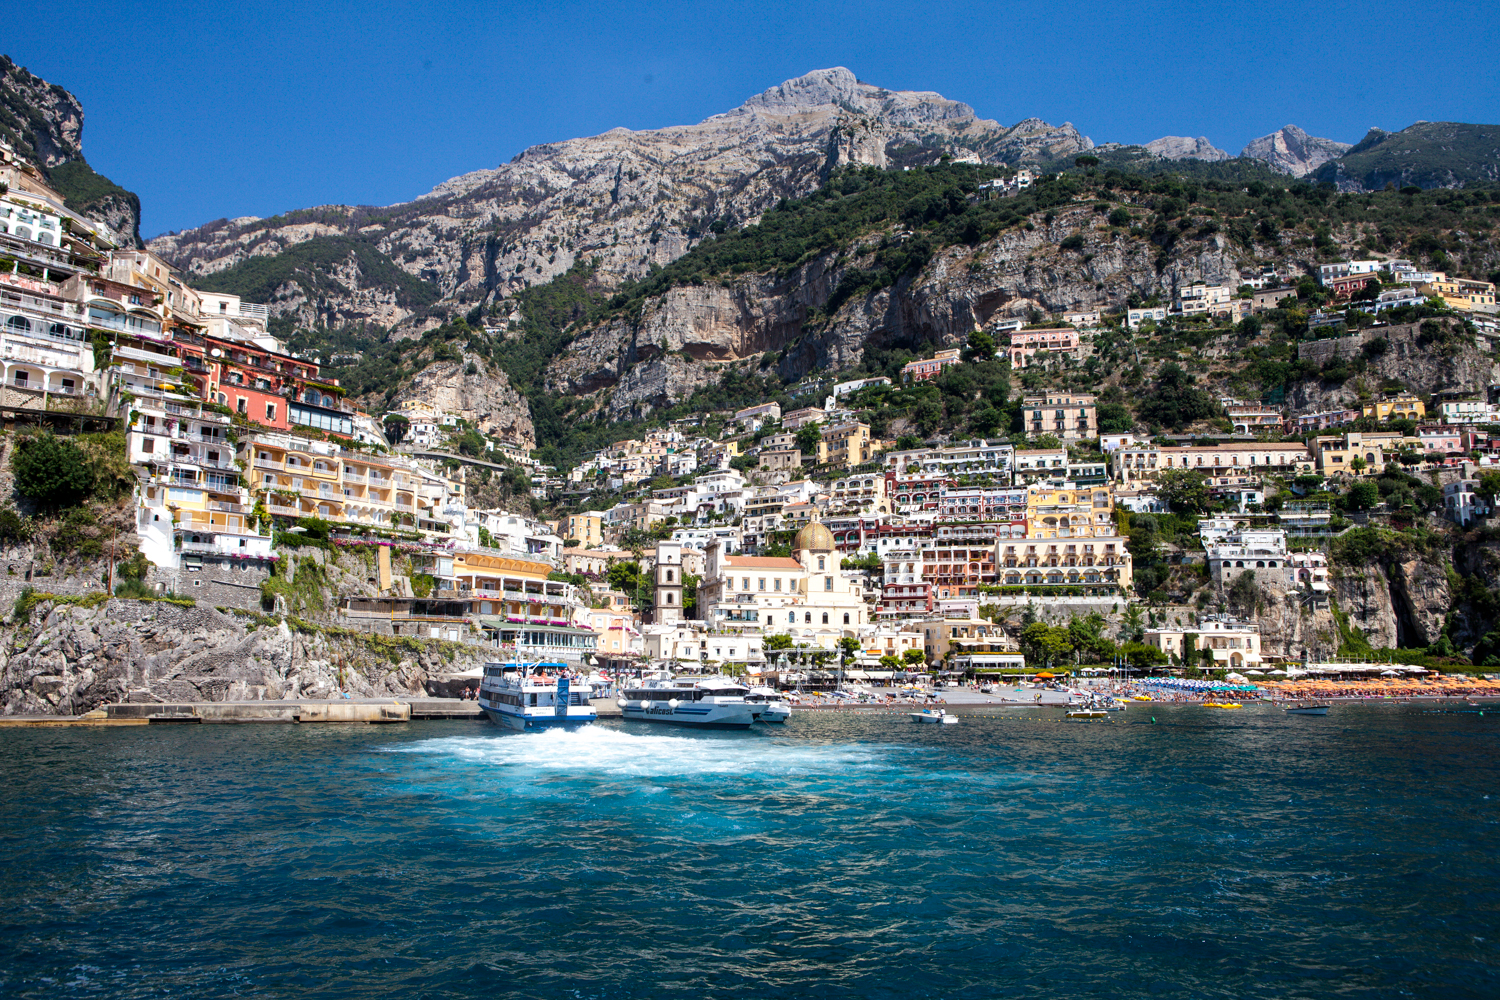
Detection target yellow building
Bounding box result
[563,513,603,546]
[1418,278,1497,313]
[1024,485,1115,539]
[1312,431,1415,476]
[818,420,877,468]
[1360,394,1426,422]
[243,432,457,533]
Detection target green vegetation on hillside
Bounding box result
[1314,122,1500,193]
[193,236,441,311]
[45,160,142,243]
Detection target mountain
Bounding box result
[0,55,142,245]
[1313,121,1500,192]
[1143,136,1229,162]
[149,68,1093,332]
[1240,125,1351,177]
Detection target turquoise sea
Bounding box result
[1,706,1497,998]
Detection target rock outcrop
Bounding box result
[1313,121,1500,192]
[549,201,1248,416]
[388,352,536,449]
[0,55,142,245]
[1287,319,1500,414]
[150,68,1093,331]
[1144,136,1230,162]
[0,598,488,716]
[1240,125,1351,177]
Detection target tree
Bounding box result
[838,636,862,663]
[902,648,927,667]
[13,432,94,510]
[1345,480,1380,511]
[682,573,699,618]
[1120,604,1145,643]
[1138,363,1221,431]
[962,329,996,363]
[1156,468,1213,514]
[1475,472,1500,508]
[765,633,794,651]
[1096,402,1133,434]
[1227,571,1260,616]
[795,421,822,457]
[879,654,901,671]
[382,414,409,444]
[1020,621,1074,666]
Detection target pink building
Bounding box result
[901,348,962,383]
[1008,328,1080,368]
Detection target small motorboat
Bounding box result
[1131,694,1153,702]
[1284,703,1330,716]
[1203,701,1243,709]
[911,708,958,724]
[1066,709,1108,719]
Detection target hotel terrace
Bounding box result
[244,433,458,532]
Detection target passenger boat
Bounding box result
[618,677,756,729]
[910,708,958,724]
[477,661,599,731]
[1284,703,1330,716]
[744,686,792,724]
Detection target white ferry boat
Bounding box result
[618,677,755,729]
[745,686,792,724]
[477,661,599,731]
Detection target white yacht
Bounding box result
[477,661,599,731]
[618,677,756,729]
[745,686,792,724]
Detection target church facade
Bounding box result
[698,519,869,649]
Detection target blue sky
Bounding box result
[8,0,1497,238]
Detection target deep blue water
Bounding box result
[2,706,1498,998]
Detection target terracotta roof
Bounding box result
[725,556,803,570]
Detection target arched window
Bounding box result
[6,316,30,333]
[843,613,850,625]
[822,613,828,624]
[788,612,794,624]
[36,232,53,246]
[14,226,32,240]
[824,576,833,591]
[804,612,811,623]
[665,569,673,582]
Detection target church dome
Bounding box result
[795,519,835,552]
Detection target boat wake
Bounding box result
[381,725,888,780]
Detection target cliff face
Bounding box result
[0,598,487,716]
[1240,125,1351,178]
[0,55,142,245]
[549,202,1249,416]
[387,352,536,449]
[1314,121,1500,192]
[1144,136,1229,162]
[1288,319,1500,413]
[150,68,1092,331]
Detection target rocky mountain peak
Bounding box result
[1240,124,1351,177]
[1144,135,1229,162]
[738,67,866,113]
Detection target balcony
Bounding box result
[254,458,283,471]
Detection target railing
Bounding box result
[85,310,162,337]
[267,503,300,516]
[254,459,282,471]
[209,501,247,513]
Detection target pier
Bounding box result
[1,696,626,726]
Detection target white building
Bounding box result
[1127,306,1169,329]
[1145,616,1263,670]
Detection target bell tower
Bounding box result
[653,540,683,624]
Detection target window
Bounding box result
[774,578,781,592]
[825,576,833,591]
[759,578,766,591]
[266,403,276,422]
[788,612,794,623]
[843,613,850,625]
[822,613,828,624]
[805,612,812,623]
[666,569,674,582]
[237,397,247,415]
[817,556,825,570]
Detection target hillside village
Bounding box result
[5,111,1500,710]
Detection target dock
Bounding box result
[2,696,624,727]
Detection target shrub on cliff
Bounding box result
[12,432,94,511]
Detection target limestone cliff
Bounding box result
[387,352,536,450]
[1143,136,1230,162]
[0,598,486,715]
[1288,318,1500,413]
[1240,125,1351,178]
[0,55,142,245]
[150,68,1092,330]
[549,201,1249,416]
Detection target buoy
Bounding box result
[1151,716,1156,723]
